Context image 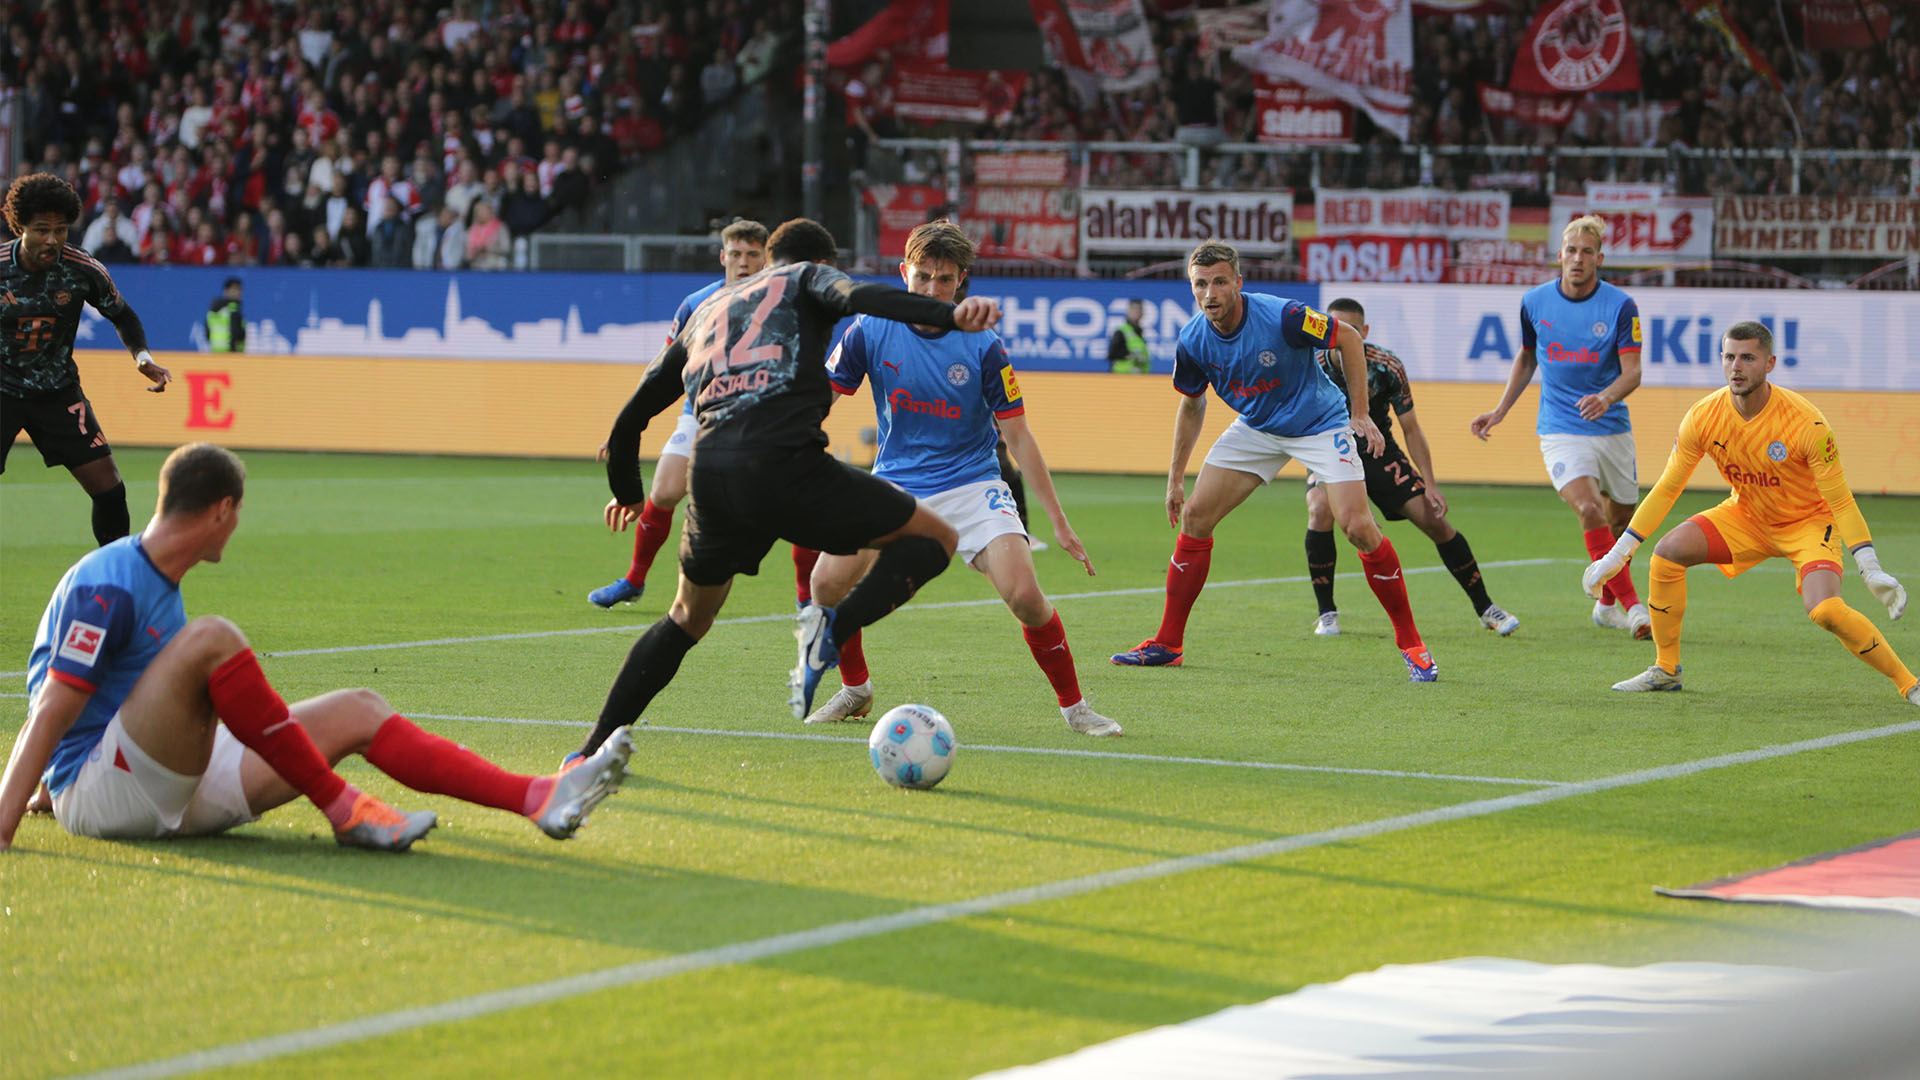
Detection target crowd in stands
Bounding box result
[852,0,1916,199]
[5,0,802,268]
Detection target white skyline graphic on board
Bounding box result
[80,280,669,362]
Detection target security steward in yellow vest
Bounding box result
[1107,298,1149,374]
[207,277,245,353]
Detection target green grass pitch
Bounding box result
[3,448,1916,1079]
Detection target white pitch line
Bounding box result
[69,717,1920,1080]
[405,712,1558,787]
[239,558,1574,662]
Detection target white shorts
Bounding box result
[51,715,258,839]
[919,478,1028,565]
[1540,431,1638,504]
[1202,418,1365,485]
[659,410,699,461]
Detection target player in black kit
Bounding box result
[571,219,1003,757]
[1,173,172,545]
[1302,297,1519,637]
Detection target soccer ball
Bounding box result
[867,704,956,790]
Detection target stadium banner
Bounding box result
[1510,0,1641,95]
[973,151,1072,186]
[1800,0,1892,48]
[1252,76,1354,145]
[1548,189,1713,265]
[1312,283,1920,392]
[84,264,707,361]
[1079,189,1293,254]
[1029,0,1161,93]
[1475,82,1574,127]
[1232,0,1414,140]
[965,184,1080,260]
[1314,189,1510,240]
[1299,235,1448,282]
[891,66,1026,125]
[1714,196,1920,259]
[865,183,951,256]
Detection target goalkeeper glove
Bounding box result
[1582,530,1642,600]
[1853,545,1908,621]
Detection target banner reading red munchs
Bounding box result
[1509,0,1641,95]
[1232,0,1413,140]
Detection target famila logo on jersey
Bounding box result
[1722,463,1782,488]
[1228,377,1288,399]
[1545,342,1604,364]
[888,388,962,418]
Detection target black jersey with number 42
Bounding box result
[605,261,963,503]
[0,240,131,396]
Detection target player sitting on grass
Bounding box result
[1111,241,1438,682]
[802,221,1121,737]
[1585,322,1917,702]
[1303,298,1518,638]
[0,443,632,853]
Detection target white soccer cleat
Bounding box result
[533,728,632,839]
[1479,604,1520,636]
[1063,700,1123,737]
[1312,611,1341,636]
[1592,600,1631,631]
[1625,603,1652,640]
[1906,682,1920,707]
[1613,664,1682,692]
[804,682,876,725]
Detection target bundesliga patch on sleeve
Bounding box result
[1631,316,1642,344]
[1302,307,1330,342]
[1001,367,1022,402]
[59,619,108,668]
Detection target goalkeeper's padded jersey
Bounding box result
[1630,383,1872,550]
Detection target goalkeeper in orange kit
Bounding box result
[1582,320,1916,703]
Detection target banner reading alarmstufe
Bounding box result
[1080,190,1293,253]
[1715,196,1920,258]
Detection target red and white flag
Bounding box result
[1509,0,1641,95]
[1800,0,1893,48]
[1028,0,1161,93]
[1231,0,1413,141]
[1476,82,1574,126]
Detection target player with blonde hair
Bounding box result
[1585,322,1917,701]
[1472,214,1651,638]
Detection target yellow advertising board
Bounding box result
[37,350,1920,495]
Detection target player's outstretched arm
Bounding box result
[106,306,170,392]
[1808,425,1908,620]
[1583,416,1705,597]
[999,414,1093,575]
[1165,394,1206,528]
[0,682,88,850]
[604,339,689,506]
[1331,321,1381,456]
[1470,348,1537,439]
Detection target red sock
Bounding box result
[1155,533,1214,649]
[208,649,349,820]
[625,500,676,586]
[365,715,540,815]
[1022,611,1081,707]
[838,629,870,686]
[1357,537,1422,650]
[1582,527,1618,607]
[1606,527,1641,607]
[793,546,821,605]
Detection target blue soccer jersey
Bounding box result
[666,280,725,419]
[1519,278,1641,436]
[1172,292,1345,438]
[826,314,1025,498]
[26,537,187,794]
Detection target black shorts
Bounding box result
[1,384,112,473]
[679,448,917,587]
[1309,437,1426,521]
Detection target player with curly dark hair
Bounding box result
[2,172,172,545]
